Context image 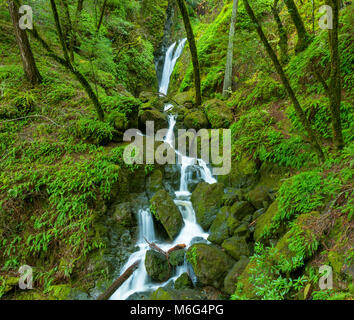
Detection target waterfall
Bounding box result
[111,38,216,300]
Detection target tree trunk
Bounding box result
[242,0,324,161]
[77,0,84,13]
[326,0,344,149]
[48,0,104,121]
[271,0,289,65]
[176,0,202,107]
[8,0,42,85]
[284,0,311,53]
[59,0,74,62]
[97,0,108,33]
[222,0,239,98]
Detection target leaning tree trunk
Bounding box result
[97,0,107,32]
[284,0,311,53]
[272,0,289,65]
[242,0,324,161]
[176,0,202,107]
[222,0,239,98]
[327,0,344,149]
[8,0,42,85]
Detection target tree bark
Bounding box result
[96,260,140,300]
[222,0,239,98]
[8,0,42,85]
[326,0,344,149]
[176,0,202,107]
[59,0,74,62]
[242,0,324,161]
[271,0,289,65]
[284,0,311,53]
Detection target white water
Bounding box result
[111,39,216,300]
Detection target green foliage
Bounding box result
[186,246,198,267]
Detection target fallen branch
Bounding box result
[144,237,168,257]
[96,260,140,300]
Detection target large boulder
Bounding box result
[208,206,232,245]
[246,185,272,210]
[221,236,250,260]
[187,243,234,289]
[184,109,209,131]
[169,249,185,267]
[224,257,249,295]
[150,189,183,240]
[228,201,255,233]
[253,200,278,242]
[191,182,224,230]
[138,103,168,133]
[112,202,134,227]
[145,250,170,282]
[174,272,193,290]
[174,90,195,109]
[203,99,233,129]
[146,169,164,198]
[150,287,207,300]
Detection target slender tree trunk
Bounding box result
[48,0,104,121]
[272,0,289,65]
[222,0,239,98]
[176,0,202,107]
[8,0,42,85]
[60,0,74,62]
[284,0,311,53]
[242,0,324,161]
[97,0,107,33]
[77,0,84,13]
[326,0,344,149]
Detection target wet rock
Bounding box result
[191,182,224,230]
[222,188,244,206]
[169,249,185,267]
[247,185,271,210]
[146,169,164,198]
[145,250,170,282]
[187,243,234,289]
[208,206,231,245]
[203,99,233,129]
[230,201,255,222]
[138,104,168,133]
[224,257,249,295]
[174,272,193,289]
[150,189,183,240]
[184,109,209,131]
[221,236,250,260]
[112,202,134,227]
[233,222,251,238]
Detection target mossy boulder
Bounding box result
[234,260,258,299]
[150,189,183,240]
[217,156,258,189]
[169,249,185,267]
[191,182,224,230]
[107,111,128,132]
[228,201,255,231]
[174,272,193,289]
[208,206,232,245]
[150,287,206,300]
[174,90,195,109]
[184,109,209,131]
[253,200,279,242]
[112,202,134,227]
[1,276,19,296]
[47,284,72,300]
[224,256,249,295]
[187,243,234,289]
[203,99,233,129]
[246,185,272,210]
[138,104,168,133]
[146,169,164,198]
[221,236,250,260]
[145,250,170,282]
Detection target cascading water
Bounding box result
[111,39,216,300]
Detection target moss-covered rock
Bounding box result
[224,256,249,295]
[150,189,183,240]
[191,182,224,230]
[169,249,185,267]
[112,202,134,227]
[184,109,209,131]
[246,185,271,210]
[229,201,255,227]
[221,236,250,260]
[208,206,231,245]
[174,90,195,109]
[217,156,258,189]
[47,284,72,300]
[146,169,164,198]
[203,99,233,129]
[253,200,279,242]
[187,243,234,289]
[150,287,207,300]
[145,250,170,282]
[174,272,193,289]
[138,104,168,132]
